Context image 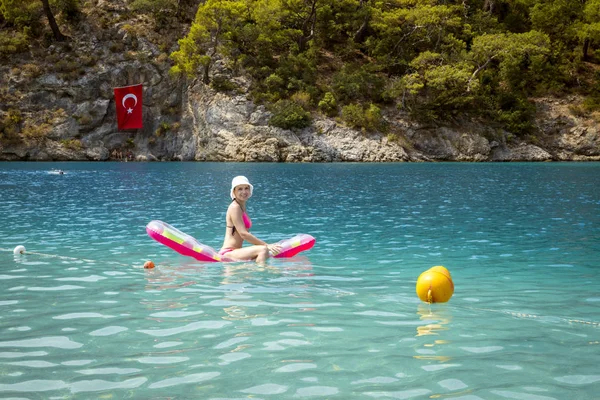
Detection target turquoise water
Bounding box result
[0,162,599,399]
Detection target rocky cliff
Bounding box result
[1,12,599,162]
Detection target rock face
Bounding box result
[1,31,598,162]
[181,82,413,162]
[174,86,599,162]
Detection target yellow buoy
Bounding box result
[416,266,454,303]
[428,266,452,282]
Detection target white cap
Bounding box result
[230,176,253,199]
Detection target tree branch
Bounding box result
[467,56,496,92]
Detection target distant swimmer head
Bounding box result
[230,176,254,199]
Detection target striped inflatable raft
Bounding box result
[146,220,315,262]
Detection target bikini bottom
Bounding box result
[218,247,234,256]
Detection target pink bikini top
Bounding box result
[242,212,252,229]
[228,212,251,237]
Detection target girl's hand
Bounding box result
[267,244,282,256]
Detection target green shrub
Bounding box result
[341,104,365,129]
[265,73,285,92]
[0,109,23,144]
[0,30,29,57]
[290,91,311,110]
[332,65,386,103]
[582,71,600,112]
[582,96,600,113]
[366,104,386,131]
[61,139,82,150]
[318,92,337,116]
[155,121,170,136]
[1,1,39,28]
[79,54,97,67]
[121,24,136,34]
[21,63,43,79]
[210,76,238,92]
[46,53,61,64]
[54,59,79,73]
[341,103,385,132]
[4,109,23,125]
[569,103,589,117]
[22,123,50,141]
[496,93,536,135]
[59,0,81,22]
[129,0,176,27]
[269,100,312,130]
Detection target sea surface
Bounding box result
[0,162,598,399]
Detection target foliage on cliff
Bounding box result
[168,0,600,134]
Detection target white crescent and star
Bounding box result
[121,93,138,114]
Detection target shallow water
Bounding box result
[0,162,599,399]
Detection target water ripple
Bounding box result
[214,337,249,349]
[55,275,107,282]
[149,310,205,318]
[295,386,339,396]
[274,363,317,373]
[554,375,600,385]
[53,313,115,320]
[490,390,557,400]
[28,285,85,291]
[0,380,68,392]
[71,377,147,393]
[76,367,141,375]
[364,388,431,398]
[148,372,220,389]
[240,383,288,395]
[6,360,58,368]
[0,336,82,349]
[137,320,232,337]
[137,356,189,364]
[219,352,251,364]
[89,326,129,336]
[0,351,48,358]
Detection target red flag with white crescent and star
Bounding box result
[113,84,143,130]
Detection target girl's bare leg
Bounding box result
[226,245,270,263]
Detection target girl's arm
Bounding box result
[230,205,267,246]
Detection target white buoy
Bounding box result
[13,245,26,255]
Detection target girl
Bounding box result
[219,176,281,262]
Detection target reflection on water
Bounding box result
[221,262,283,283]
[415,303,452,337]
[414,303,453,364]
[221,259,314,282]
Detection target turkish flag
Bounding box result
[114,84,143,130]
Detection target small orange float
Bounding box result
[143,260,155,269]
